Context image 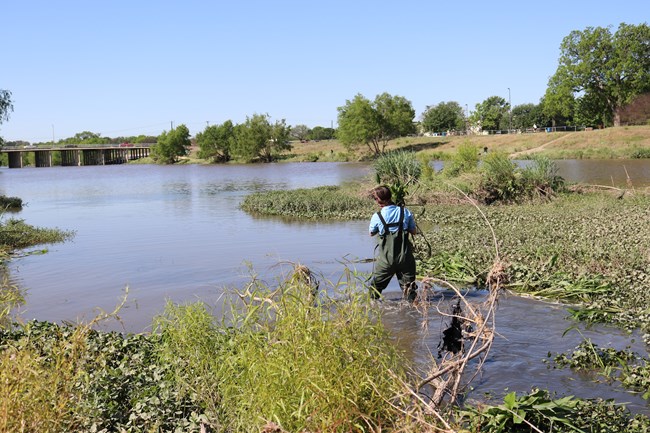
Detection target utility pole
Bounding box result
[507,88,512,133]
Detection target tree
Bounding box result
[421,101,465,133]
[545,23,650,127]
[196,121,234,162]
[151,124,191,164]
[471,96,509,131]
[232,114,291,162]
[337,92,416,155]
[511,103,548,130]
[290,124,310,141]
[308,126,335,140]
[0,89,13,125]
[0,89,14,145]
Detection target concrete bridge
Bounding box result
[0,145,152,168]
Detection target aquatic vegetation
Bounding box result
[0,216,74,325]
[240,185,373,219]
[416,193,650,340]
[461,388,650,432]
[0,217,74,254]
[550,339,650,400]
[0,195,22,211]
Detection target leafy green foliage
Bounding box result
[232,113,291,162]
[550,339,650,400]
[0,320,207,432]
[373,151,421,204]
[0,89,14,125]
[159,276,410,432]
[0,274,413,432]
[546,23,650,127]
[196,120,234,162]
[151,124,191,164]
[475,153,565,204]
[421,100,466,133]
[337,92,416,155]
[511,102,548,130]
[471,96,509,131]
[443,142,479,177]
[462,388,650,433]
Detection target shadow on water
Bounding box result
[378,288,650,415]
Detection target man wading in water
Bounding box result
[368,185,418,302]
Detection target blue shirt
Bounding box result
[369,205,416,236]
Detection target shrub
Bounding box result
[520,155,565,199]
[630,146,650,159]
[0,195,22,210]
[156,274,411,432]
[477,151,520,203]
[374,150,421,185]
[443,142,479,177]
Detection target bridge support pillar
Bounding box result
[8,152,23,168]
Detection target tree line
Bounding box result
[1,22,649,161]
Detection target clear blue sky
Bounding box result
[2,0,648,143]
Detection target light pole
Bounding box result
[507,87,512,133]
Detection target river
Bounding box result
[1,159,649,413]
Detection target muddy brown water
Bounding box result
[1,161,649,413]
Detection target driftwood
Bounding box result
[410,182,507,422]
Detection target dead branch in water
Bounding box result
[413,183,507,412]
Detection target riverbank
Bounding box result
[278,124,650,162]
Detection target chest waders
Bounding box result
[371,206,417,301]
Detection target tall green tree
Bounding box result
[196,121,234,162]
[151,124,191,164]
[421,101,465,133]
[0,89,13,145]
[337,92,415,155]
[511,103,548,130]
[545,23,650,127]
[471,96,509,131]
[290,124,310,141]
[308,126,335,140]
[232,114,291,162]
[0,90,13,125]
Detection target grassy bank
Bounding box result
[280,125,650,162]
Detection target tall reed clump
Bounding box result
[477,153,565,204]
[155,272,412,433]
[0,321,90,432]
[0,275,23,328]
[442,142,479,177]
[373,150,421,204]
